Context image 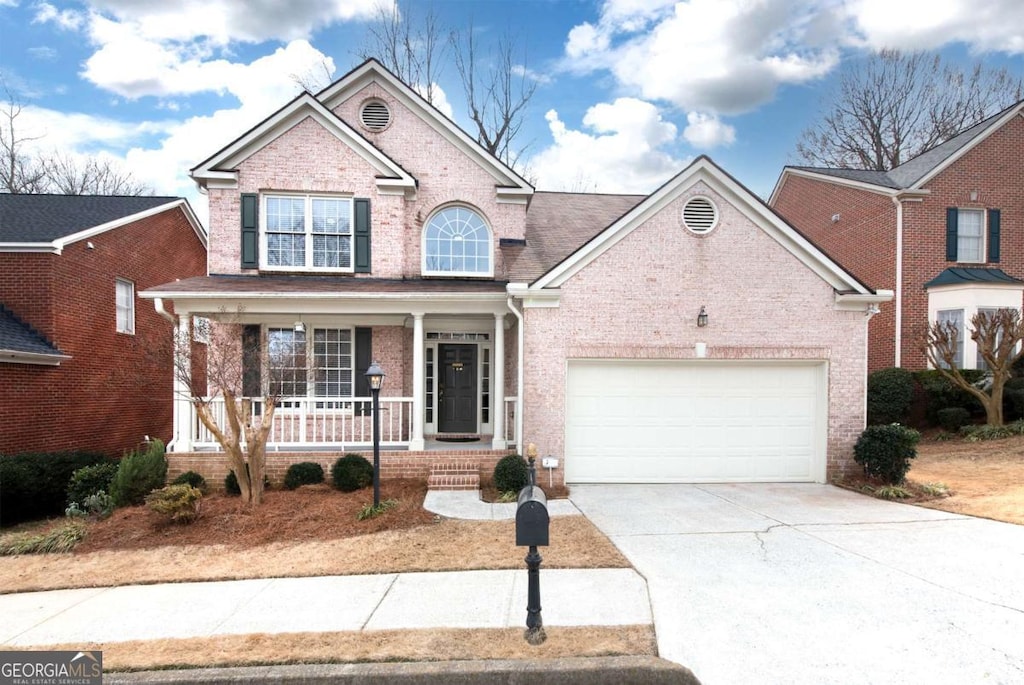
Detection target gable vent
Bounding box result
[360,100,391,131]
[682,196,719,234]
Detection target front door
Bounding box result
[439,344,477,433]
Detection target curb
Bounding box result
[105,656,701,684]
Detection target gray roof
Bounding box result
[0,304,65,357]
[506,191,646,282]
[790,99,1024,191]
[923,267,1023,289]
[0,194,179,243]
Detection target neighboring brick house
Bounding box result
[0,195,207,456]
[770,100,1024,372]
[145,59,889,485]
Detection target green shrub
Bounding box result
[853,424,920,485]
[1003,384,1024,422]
[0,451,110,525]
[357,498,398,520]
[172,471,208,493]
[913,369,985,425]
[961,419,1024,442]
[284,462,325,490]
[109,439,168,507]
[867,367,915,425]
[65,491,114,519]
[145,485,203,524]
[331,454,373,492]
[224,465,269,495]
[936,407,971,433]
[0,520,86,555]
[493,454,529,493]
[66,462,119,508]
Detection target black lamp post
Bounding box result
[365,360,385,507]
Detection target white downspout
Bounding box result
[154,297,175,323]
[506,296,525,451]
[891,197,904,367]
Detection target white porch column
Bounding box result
[409,312,425,451]
[173,314,193,452]
[492,312,507,449]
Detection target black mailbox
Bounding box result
[515,485,549,547]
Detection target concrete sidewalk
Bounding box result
[0,568,651,647]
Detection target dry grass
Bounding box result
[37,625,656,672]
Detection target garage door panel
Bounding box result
[565,361,825,483]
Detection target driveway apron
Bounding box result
[570,483,1024,685]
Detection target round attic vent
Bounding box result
[360,100,391,131]
[682,196,719,234]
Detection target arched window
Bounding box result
[422,206,492,276]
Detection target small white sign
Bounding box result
[542,457,559,468]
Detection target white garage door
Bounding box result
[565,360,826,483]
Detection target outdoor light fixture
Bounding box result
[293,321,305,334]
[697,306,708,328]
[365,361,386,506]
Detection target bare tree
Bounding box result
[358,2,446,106]
[923,310,1024,426]
[451,23,536,169]
[797,50,1024,171]
[0,81,47,193]
[172,313,281,506]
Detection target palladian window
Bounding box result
[422,206,492,276]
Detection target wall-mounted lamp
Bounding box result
[697,306,708,328]
[293,321,305,334]
[970,190,978,202]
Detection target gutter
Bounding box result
[153,297,176,323]
[891,196,904,367]
[505,292,525,450]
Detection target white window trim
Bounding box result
[260,193,355,273]
[115,278,135,335]
[956,208,986,264]
[421,205,495,278]
[266,325,356,409]
[927,284,1024,370]
[936,308,965,369]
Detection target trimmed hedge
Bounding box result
[109,439,168,507]
[936,407,971,433]
[224,465,269,496]
[171,470,208,493]
[493,454,529,493]
[284,462,325,490]
[867,367,915,425]
[853,424,920,485]
[0,451,110,525]
[913,369,985,425]
[332,454,373,492]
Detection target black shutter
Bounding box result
[242,325,261,397]
[241,194,259,269]
[945,208,958,262]
[355,327,372,397]
[354,198,371,273]
[988,209,1001,263]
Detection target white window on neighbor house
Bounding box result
[192,316,210,344]
[264,195,353,271]
[422,206,493,277]
[267,327,353,401]
[115,279,134,334]
[957,209,985,263]
[937,309,964,368]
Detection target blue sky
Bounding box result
[2,0,1024,226]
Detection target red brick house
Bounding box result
[0,195,207,456]
[145,59,889,485]
[770,100,1024,373]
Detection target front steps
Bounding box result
[427,462,480,491]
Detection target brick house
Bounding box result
[0,195,207,456]
[145,59,889,485]
[770,100,1024,373]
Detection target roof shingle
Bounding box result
[0,194,179,243]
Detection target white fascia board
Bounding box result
[912,104,1024,189]
[55,200,207,251]
[0,349,71,365]
[775,167,899,197]
[924,281,1024,293]
[835,290,895,311]
[0,242,61,254]
[318,62,534,197]
[142,293,509,317]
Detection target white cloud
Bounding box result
[511,64,553,85]
[682,112,735,148]
[530,98,686,193]
[845,0,1024,53]
[32,2,86,30]
[414,83,454,119]
[27,46,58,60]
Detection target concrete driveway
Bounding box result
[570,483,1024,685]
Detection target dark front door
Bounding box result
[439,344,477,433]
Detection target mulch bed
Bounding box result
[74,480,436,553]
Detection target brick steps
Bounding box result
[427,461,480,491]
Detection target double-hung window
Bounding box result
[956,209,984,263]
[115,279,134,334]
[937,309,964,368]
[267,327,353,405]
[265,195,353,271]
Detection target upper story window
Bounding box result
[264,195,353,271]
[422,206,493,277]
[956,209,984,263]
[115,278,134,335]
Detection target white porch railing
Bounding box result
[192,396,414,450]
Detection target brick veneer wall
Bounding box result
[523,181,869,482]
[0,207,207,456]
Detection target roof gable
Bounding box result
[317,59,533,201]
[0,196,206,254]
[532,156,878,298]
[0,304,69,365]
[190,91,417,197]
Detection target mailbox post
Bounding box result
[516,447,549,645]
